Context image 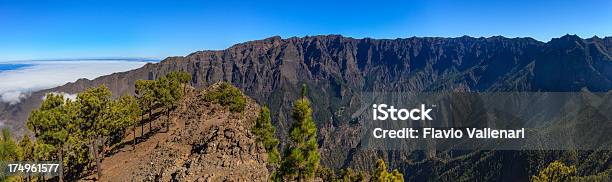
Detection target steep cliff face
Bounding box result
[2,35,611,180]
[5,35,611,134]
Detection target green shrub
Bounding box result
[253,106,280,166]
[373,159,404,182]
[203,82,246,113]
[531,161,576,182]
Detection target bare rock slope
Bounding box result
[98,84,269,181]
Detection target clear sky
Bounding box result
[1,0,611,61]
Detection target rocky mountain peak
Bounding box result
[549,34,585,48]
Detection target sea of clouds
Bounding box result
[0,60,150,104]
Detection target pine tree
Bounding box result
[114,96,141,151]
[104,97,129,146]
[0,128,19,161]
[167,71,191,94]
[338,168,366,182]
[63,100,89,180]
[18,134,34,181]
[372,159,404,182]
[279,84,320,181]
[531,161,577,182]
[18,134,33,161]
[154,76,173,132]
[253,106,281,166]
[135,79,156,135]
[76,85,113,179]
[0,128,20,181]
[27,93,80,182]
[166,73,186,130]
[153,72,187,132]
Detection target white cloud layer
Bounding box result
[42,92,78,101]
[0,60,147,104]
[0,90,29,105]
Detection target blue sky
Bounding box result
[1,0,611,61]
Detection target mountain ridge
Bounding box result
[3,34,611,130]
[1,34,611,181]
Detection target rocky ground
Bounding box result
[90,85,269,181]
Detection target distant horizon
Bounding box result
[1,33,609,62]
[0,57,161,63]
[1,0,610,61]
